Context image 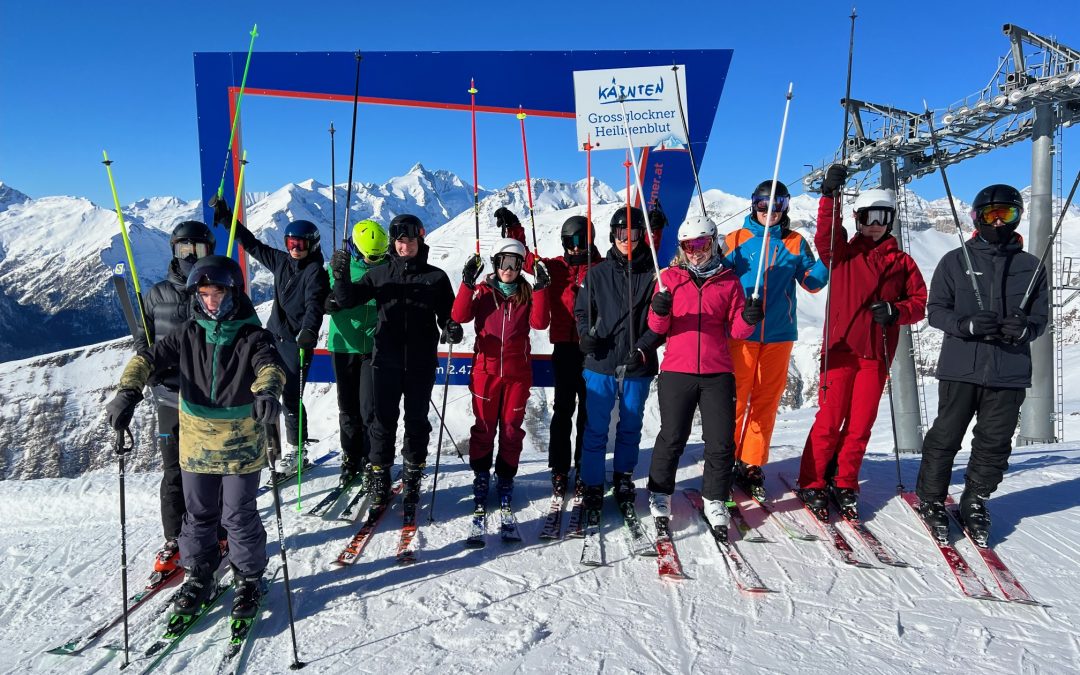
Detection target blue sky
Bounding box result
[2,0,1078,208]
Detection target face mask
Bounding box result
[978,222,1017,245]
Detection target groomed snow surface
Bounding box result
[6,390,1080,674]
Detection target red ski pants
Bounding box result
[731,339,793,467]
[799,349,887,490]
[468,371,531,480]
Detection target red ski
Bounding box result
[333,481,403,567]
[944,498,1041,605]
[900,492,996,600]
[779,475,872,568]
[653,516,684,578]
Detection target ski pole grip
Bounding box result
[114,428,134,455]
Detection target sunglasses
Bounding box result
[173,240,212,260]
[562,232,590,250]
[614,227,643,243]
[973,204,1021,226]
[680,236,713,254]
[855,208,896,228]
[285,236,310,252]
[752,195,790,213]
[494,254,523,271]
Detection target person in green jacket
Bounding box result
[325,220,391,486]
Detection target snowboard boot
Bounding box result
[798,488,829,522]
[703,497,730,538]
[735,461,767,502]
[648,491,671,519]
[917,498,950,543]
[402,462,425,511]
[231,571,264,620]
[496,475,514,510]
[612,471,635,505]
[959,483,992,547]
[274,443,300,474]
[550,471,569,500]
[173,563,216,616]
[154,539,180,574]
[830,485,859,521]
[367,464,392,508]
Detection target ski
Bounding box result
[500,506,523,543]
[464,506,487,548]
[779,475,873,568]
[139,574,233,673]
[46,568,183,656]
[256,450,338,498]
[332,480,403,567]
[579,508,603,567]
[652,515,684,578]
[684,489,771,593]
[615,494,656,557]
[944,499,1040,605]
[304,473,363,517]
[565,482,586,539]
[900,492,997,600]
[211,568,280,675]
[726,498,771,544]
[538,490,566,540]
[396,507,420,564]
[734,485,818,541]
[338,488,370,522]
[840,515,909,568]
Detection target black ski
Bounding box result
[211,569,280,675]
[565,482,586,539]
[579,508,603,567]
[139,574,233,673]
[465,506,487,548]
[538,489,566,540]
[615,493,656,557]
[305,473,363,517]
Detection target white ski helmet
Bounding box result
[490,237,527,269]
[852,188,897,233]
[677,214,718,241]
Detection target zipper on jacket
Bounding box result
[210,323,222,403]
[499,293,508,379]
[697,284,703,375]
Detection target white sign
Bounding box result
[573,65,689,151]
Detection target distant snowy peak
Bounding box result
[0,182,31,213]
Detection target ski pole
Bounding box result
[428,343,455,521]
[470,78,481,259]
[517,106,539,255]
[881,320,904,493]
[750,83,794,300]
[428,395,462,459]
[115,427,134,668]
[343,52,362,250]
[615,96,665,291]
[924,102,984,310]
[330,122,337,251]
[670,64,708,218]
[225,151,249,258]
[214,24,259,201]
[265,423,305,670]
[584,134,595,330]
[102,152,152,345]
[296,347,306,511]
[1019,166,1080,311]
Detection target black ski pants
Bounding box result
[648,371,737,502]
[548,342,587,476]
[370,363,437,468]
[158,402,184,540]
[276,339,313,446]
[179,470,266,578]
[332,351,375,472]
[915,379,1025,503]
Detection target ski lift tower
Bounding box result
[806,24,1080,447]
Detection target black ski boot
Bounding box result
[367,464,391,508]
[917,498,950,543]
[829,485,859,521]
[402,462,424,513]
[735,461,767,501]
[959,483,992,547]
[339,461,362,489]
[472,472,490,510]
[231,571,264,620]
[496,475,513,509]
[612,472,635,505]
[173,563,216,616]
[551,471,569,499]
[583,485,604,513]
[798,488,829,522]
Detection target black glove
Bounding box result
[208,194,233,226]
[252,393,281,424]
[462,254,484,288]
[960,310,1001,337]
[622,349,645,368]
[579,332,600,355]
[821,163,848,198]
[650,291,673,317]
[1000,308,1030,345]
[870,301,899,326]
[330,249,351,281]
[532,260,550,291]
[296,328,318,351]
[106,388,143,431]
[442,319,464,345]
[741,295,764,325]
[324,294,341,314]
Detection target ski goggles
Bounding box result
[173,240,213,260]
[389,222,424,241]
[562,232,589,250]
[614,227,643,243]
[752,195,789,213]
[973,204,1021,226]
[284,236,311,252]
[679,236,713,254]
[494,253,523,272]
[855,208,896,228]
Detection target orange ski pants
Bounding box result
[730,339,793,467]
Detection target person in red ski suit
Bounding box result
[454,237,550,506]
[797,165,927,517]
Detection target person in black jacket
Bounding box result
[914,184,1049,546]
[134,220,216,576]
[211,198,330,473]
[329,214,458,514]
[573,206,664,512]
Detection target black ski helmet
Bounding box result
[284,220,321,246]
[752,180,791,209]
[388,213,425,240]
[171,220,216,249]
[971,184,1023,212]
[185,255,246,320]
[561,215,592,240]
[609,206,647,244]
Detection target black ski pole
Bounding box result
[115,427,134,668]
[1019,166,1080,311]
[428,395,462,460]
[343,52,362,250]
[330,122,337,251]
[266,423,305,670]
[428,343,455,521]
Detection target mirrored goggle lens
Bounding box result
[285,236,310,251]
[390,223,422,241]
[174,240,212,259]
[856,208,896,227]
[752,195,789,213]
[562,232,589,250]
[495,254,523,271]
[975,204,1021,225]
[680,236,713,253]
[614,227,642,242]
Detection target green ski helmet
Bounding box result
[352,219,389,261]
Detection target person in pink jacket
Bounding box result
[645,216,760,535]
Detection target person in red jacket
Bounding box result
[797,165,928,520]
[542,215,602,497]
[646,215,758,535]
[455,238,550,509]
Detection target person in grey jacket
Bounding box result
[914,184,1049,546]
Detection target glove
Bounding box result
[462,254,484,288]
[105,388,143,431]
[330,249,351,281]
[578,332,600,355]
[296,328,318,351]
[622,349,645,368]
[1000,308,1030,345]
[324,294,341,314]
[532,260,550,291]
[651,291,673,317]
[821,163,848,198]
[208,194,233,226]
[960,310,1001,337]
[252,393,281,425]
[741,295,764,325]
[442,319,464,345]
[870,301,899,326]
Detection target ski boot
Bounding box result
[231,571,264,620]
[703,497,730,539]
[472,471,490,509]
[274,443,300,474]
[735,461,767,502]
[959,483,992,547]
[648,491,671,519]
[173,563,216,616]
[367,464,392,508]
[612,471,635,505]
[401,462,424,513]
[798,488,830,522]
[550,471,569,500]
[583,485,604,514]
[829,485,859,521]
[917,498,950,544]
[339,460,363,489]
[153,539,180,574]
[496,475,514,510]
